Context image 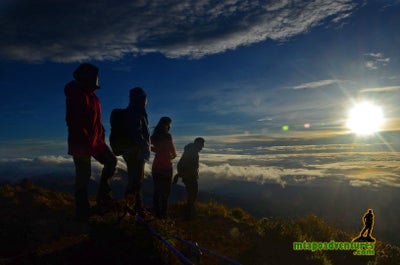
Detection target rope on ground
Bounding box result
[123,205,242,265]
[173,236,243,265]
[125,206,194,265]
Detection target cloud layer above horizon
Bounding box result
[0,0,356,62]
[2,138,400,190]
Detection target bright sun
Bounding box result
[346,102,384,135]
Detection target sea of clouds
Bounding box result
[1,140,400,190]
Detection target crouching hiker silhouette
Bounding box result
[173,137,205,220]
[110,87,150,217]
[64,63,117,221]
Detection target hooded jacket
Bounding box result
[109,87,150,161]
[64,64,107,156]
[125,104,151,161]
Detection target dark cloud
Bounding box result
[0,0,356,62]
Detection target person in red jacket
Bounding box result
[64,63,117,221]
[151,117,177,218]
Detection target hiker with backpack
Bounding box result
[150,117,177,218]
[110,87,150,216]
[173,137,205,220]
[64,63,117,221]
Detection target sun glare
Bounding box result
[346,102,384,136]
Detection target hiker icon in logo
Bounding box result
[353,209,376,242]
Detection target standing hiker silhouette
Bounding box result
[65,63,117,221]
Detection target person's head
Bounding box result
[157,116,172,132]
[154,117,172,133]
[194,137,205,151]
[73,63,99,88]
[129,87,147,107]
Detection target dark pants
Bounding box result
[152,168,172,218]
[123,152,145,213]
[182,177,198,219]
[73,147,117,218]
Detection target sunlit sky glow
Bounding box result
[346,101,384,135]
[1,0,400,188]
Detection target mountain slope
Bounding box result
[0,180,399,265]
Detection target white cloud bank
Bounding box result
[0,0,356,62]
[2,140,400,189]
[0,156,140,182]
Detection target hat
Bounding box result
[73,63,99,88]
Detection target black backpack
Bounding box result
[109,108,131,156]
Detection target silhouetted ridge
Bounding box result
[1,181,400,265]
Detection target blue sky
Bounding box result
[1,0,400,189]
